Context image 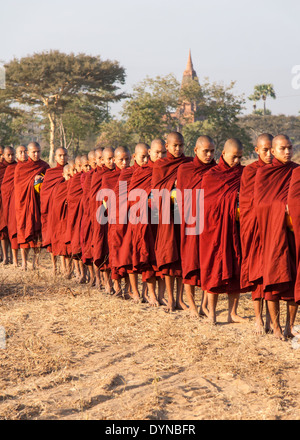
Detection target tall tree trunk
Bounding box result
[48,112,56,166]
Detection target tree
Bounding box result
[122,74,180,143]
[2,50,126,164]
[248,84,276,116]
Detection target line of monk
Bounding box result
[0,131,300,341]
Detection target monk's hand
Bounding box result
[286,204,289,215]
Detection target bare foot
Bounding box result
[147,292,159,307]
[176,300,189,311]
[228,313,245,324]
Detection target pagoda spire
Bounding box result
[183,49,197,79]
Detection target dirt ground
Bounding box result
[0,249,300,420]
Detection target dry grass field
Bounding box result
[0,249,300,420]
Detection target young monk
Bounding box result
[239,134,273,334]
[114,143,150,303]
[254,134,299,340]
[50,163,73,278]
[0,146,17,265]
[90,147,116,291]
[151,132,192,311]
[14,142,50,270]
[101,146,132,297]
[200,138,245,324]
[177,135,217,318]
[40,147,68,275]
[80,149,102,286]
[126,139,167,306]
[65,155,86,282]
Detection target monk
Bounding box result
[177,135,217,318]
[14,142,50,270]
[65,155,85,282]
[40,147,68,274]
[0,145,10,263]
[0,146,17,265]
[100,146,132,297]
[151,132,192,311]
[254,134,299,340]
[239,134,273,334]
[126,139,167,306]
[114,143,150,303]
[80,149,102,286]
[200,138,245,324]
[50,163,73,277]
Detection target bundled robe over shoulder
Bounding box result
[176,156,216,286]
[239,158,266,298]
[288,167,300,304]
[0,161,18,247]
[254,158,299,300]
[151,152,192,276]
[200,155,244,294]
[14,158,50,246]
[40,164,64,250]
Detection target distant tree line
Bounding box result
[1,51,300,162]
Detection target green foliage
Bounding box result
[248,84,276,115]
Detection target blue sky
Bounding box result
[1,0,300,116]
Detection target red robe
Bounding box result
[151,152,192,277]
[200,155,244,294]
[239,158,266,299]
[0,160,9,240]
[65,171,84,256]
[176,156,216,286]
[112,162,140,276]
[100,167,122,278]
[0,161,18,248]
[254,158,298,301]
[40,163,64,250]
[50,179,71,257]
[125,160,159,282]
[288,167,300,304]
[80,169,95,264]
[14,158,50,247]
[90,165,113,268]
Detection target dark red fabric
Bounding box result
[14,158,50,245]
[200,155,244,294]
[177,156,216,286]
[254,158,299,300]
[40,164,64,249]
[0,160,9,239]
[90,165,114,268]
[239,158,266,299]
[80,169,95,264]
[112,162,140,274]
[125,160,158,280]
[0,162,18,247]
[50,179,71,257]
[65,171,83,255]
[288,167,300,304]
[151,152,192,276]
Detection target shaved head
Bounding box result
[134,143,149,166]
[81,154,91,172]
[149,139,167,162]
[54,147,68,167]
[194,135,215,164]
[222,138,243,167]
[88,149,97,169]
[3,146,15,164]
[165,132,184,158]
[101,147,115,170]
[271,134,293,164]
[16,145,27,163]
[27,141,41,162]
[255,133,273,164]
[114,146,131,170]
